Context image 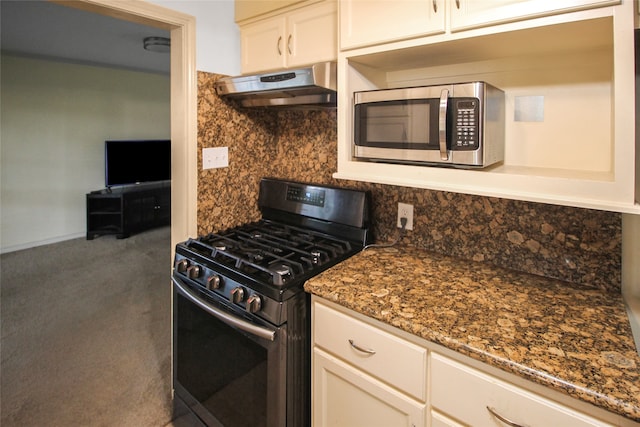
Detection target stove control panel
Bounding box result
[286,185,325,207]
[173,254,284,326]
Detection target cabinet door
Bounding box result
[123,195,144,231]
[139,195,158,225]
[450,0,621,31]
[340,0,445,50]
[241,15,287,73]
[313,348,425,427]
[286,1,337,68]
[154,190,171,225]
[430,353,614,427]
[430,410,465,427]
[235,0,306,22]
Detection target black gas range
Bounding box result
[172,178,371,426]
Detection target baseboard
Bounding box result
[1,232,86,254]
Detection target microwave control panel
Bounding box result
[452,98,479,150]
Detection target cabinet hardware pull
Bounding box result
[432,0,437,12]
[287,34,292,55]
[348,339,376,355]
[486,406,525,427]
[277,36,282,55]
[455,0,460,9]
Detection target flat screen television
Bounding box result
[105,139,171,188]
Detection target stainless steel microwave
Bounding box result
[353,81,505,168]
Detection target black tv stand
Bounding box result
[86,182,170,240]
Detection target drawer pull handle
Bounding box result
[486,406,525,427]
[348,339,376,355]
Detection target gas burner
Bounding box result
[310,250,322,264]
[244,248,265,263]
[269,263,293,286]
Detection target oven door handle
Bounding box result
[172,276,276,342]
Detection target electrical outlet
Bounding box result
[397,202,413,230]
[203,147,229,169]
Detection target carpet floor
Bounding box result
[1,227,181,426]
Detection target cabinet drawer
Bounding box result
[430,353,613,427]
[313,302,427,401]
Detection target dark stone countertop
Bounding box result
[304,246,640,422]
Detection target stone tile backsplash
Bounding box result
[197,72,621,293]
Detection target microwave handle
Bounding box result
[438,89,449,161]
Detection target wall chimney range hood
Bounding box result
[214,62,336,109]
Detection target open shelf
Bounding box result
[335,8,638,212]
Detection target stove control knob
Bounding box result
[175,259,189,273]
[206,274,221,290]
[187,265,201,279]
[230,287,245,304]
[246,295,262,314]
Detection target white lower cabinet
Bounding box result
[431,410,466,427]
[429,353,614,427]
[312,299,427,427]
[311,297,631,427]
[313,348,425,427]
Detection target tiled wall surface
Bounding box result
[197,72,622,293]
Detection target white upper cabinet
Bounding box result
[335,1,639,213]
[338,0,620,51]
[241,16,287,73]
[340,0,446,50]
[240,0,337,74]
[450,0,621,31]
[235,0,306,22]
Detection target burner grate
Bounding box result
[190,220,355,286]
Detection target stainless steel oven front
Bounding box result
[172,274,309,427]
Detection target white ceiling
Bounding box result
[1,0,170,75]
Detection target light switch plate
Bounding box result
[203,147,229,169]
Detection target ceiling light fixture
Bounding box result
[143,36,170,53]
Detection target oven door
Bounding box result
[172,275,286,427]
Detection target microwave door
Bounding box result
[355,100,440,147]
